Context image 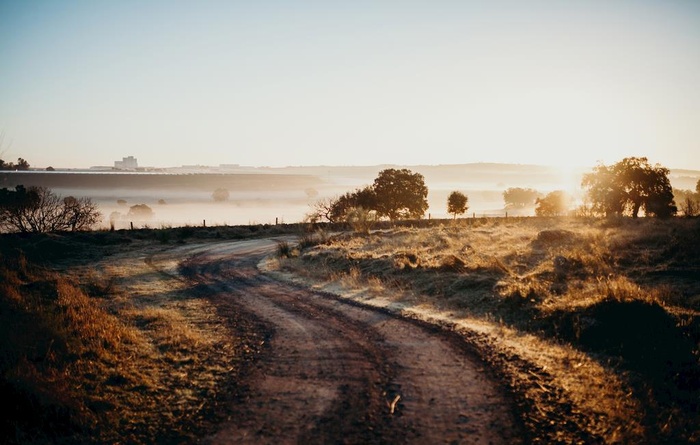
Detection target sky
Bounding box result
[1,0,699,170]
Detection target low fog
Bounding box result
[4,164,696,230]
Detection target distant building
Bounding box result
[115,156,138,170]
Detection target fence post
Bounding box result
[130,221,134,230]
[203,219,206,227]
[275,217,278,225]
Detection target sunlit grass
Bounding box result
[276,216,700,443]
[0,232,252,444]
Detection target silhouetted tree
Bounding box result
[0,186,101,233]
[678,194,699,217]
[535,190,570,217]
[306,197,333,223]
[63,196,101,231]
[16,158,30,170]
[328,186,377,223]
[372,168,428,220]
[582,157,676,218]
[0,157,31,171]
[447,191,468,219]
[503,187,540,209]
[581,163,626,217]
[324,169,428,222]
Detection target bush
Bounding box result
[276,241,293,258]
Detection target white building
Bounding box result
[114,156,138,170]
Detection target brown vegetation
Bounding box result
[0,224,298,444]
[277,217,700,443]
[2,218,698,443]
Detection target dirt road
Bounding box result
[147,239,523,444]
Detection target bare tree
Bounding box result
[679,196,699,217]
[0,186,101,233]
[63,196,102,231]
[306,197,336,223]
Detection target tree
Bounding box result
[503,187,540,209]
[372,168,428,220]
[327,186,377,223]
[127,204,154,220]
[62,196,102,231]
[581,163,626,217]
[679,196,699,217]
[16,158,30,170]
[447,191,468,219]
[0,186,101,233]
[535,190,570,216]
[696,179,700,195]
[582,157,676,218]
[306,197,335,223]
[0,157,31,171]
[212,188,230,202]
[321,169,429,223]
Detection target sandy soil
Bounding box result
[133,238,525,444]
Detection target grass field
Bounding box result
[275,217,700,443]
[0,224,293,444]
[1,218,698,443]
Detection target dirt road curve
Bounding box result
[150,239,523,444]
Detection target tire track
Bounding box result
[161,239,523,444]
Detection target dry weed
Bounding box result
[290,217,699,443]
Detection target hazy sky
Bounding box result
[1,0,699,170]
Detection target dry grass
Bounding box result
[278,217,700,443]
[2,219,697,443]
[0,232,259,444]
[0,254,144,443]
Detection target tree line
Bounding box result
[1,156,698,234]
[0,157,31,171]
[309,157,697,225]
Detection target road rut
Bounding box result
[151,239,522,444]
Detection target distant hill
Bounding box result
[0,171,323,192]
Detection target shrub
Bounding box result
[276,241,293,258]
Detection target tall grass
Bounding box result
[289,217,700,443]
[0,252,137,443]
